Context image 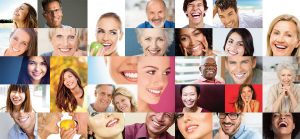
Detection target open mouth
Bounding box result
[275,44,287,50]
[120,105,127,110]
[185,101,194,106]
[228,50,238,56]
[14,13,20,16]
[278,121,288,128]
[152,120,163,129]
[12,47,20,52]
[101,100,108,104]
[186,124,199,133]
[120,70,138,82]
[59,48,71,53]
[187,44,201,52]
[102,43,112,51]
[226,21,234,27]
[18,117,29,123]
[106,118,119,127]
[52,18,60,22]
[234,73,245,79]
[206,69,215,74]
[147,88,162,97]
[13,98,21,104]
[191,12,201,19]
[223,123,233,129]
[68,82,73,87]
[148,49,160,56]
[32,72,41,76]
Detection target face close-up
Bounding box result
[44,113,63,134]
[185,0,205,25]
[138,57,170,104]
[225,32,245,56]
[10,89,26,106]
[146,0,167,28]
[218,7,239,28]
[8,29,30,56]
[27,56,47,83]
[200,58,217,80]
[105,56,138,84]
[63,71,78,90]
[88,113,124,138]
[114,95,131,112]
[12,3,29,22]
[95,85,114,110]
[225,56,256,84]
[241,86,253,102]
[69,113,87,135]
[270,21,300,56]
[279,69,293,86]
[10,112,36,131]
[181,86,198,108]
[271,113,295,137]
[179,28,205,56]
[96,17,123,56]
[177,113,212,139]
[140,28,168,56]
[219,113,243,136]
[43,1,63,28]
[146,113,175,136]
[51,29,79,56]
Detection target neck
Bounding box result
[15,21,25,28]
[189,20,204,28]
[138,97,154,112]
[109,49,119,56]
[185,106,199,112]
[203,75,215,82]
[274,134,292,139]
[22,118,36,139]
[95,133,123,139]
[201,131,213,139]
[70,85,82,98]
[92,102,108,112]
[148,129,162,139]
[46,23,61,28]
[31,79,41,84]
[38,130,50,139]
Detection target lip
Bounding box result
[106,118,119,127]
[59,48,72,53]
[147,49,161,56]
[206,69,215,74]
[102,43,112,51]
[223,123,233,129]
[187,44,201,52]
[274,44,287,52]
[12,47,20,52]
[152,120,163,129]
[278,121,288,128]
[227,50,238,56]
[12,98,22,104]
[233,73,246,79]
[190,11,202,20]
[226,21,234,27]
[32,72,41,76]
[185,124,199,133]
[18,117,29,123]
[147,88,162,97]
[119,70,138,82]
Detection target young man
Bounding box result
[8,113,37,139]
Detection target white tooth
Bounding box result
[108,119,117,126]
[153,121,161,127]
[225,124,232,127]
[19,117,28,122]
[103,44,111,46]
[60,48,70,52]
[229,51,237,54]
[276,45,286,49]
[187,126,198,130]
[235,74,244,77]
[13,47,20,52]
[124,73,138,78]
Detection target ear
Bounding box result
[295,39,300,48]
[42,13,46,19]
[270,125,273,131]
[225,60,228,69]
[252,57,257,69]
[237,8,239,14]
[94,90,97,97]
[240,113,244,120]
[197,94,200,99]
[199,66,202,73]
[104,56,108,67]
[119,32,124,41]
[293,122,295,130]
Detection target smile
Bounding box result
[106,118,119,127]
[191,12,201,19]
[101,100,108,104]
[206,69,215,74]
[278,121,288,127]
[102,43,112,51]
[223,123,233,129]
[148,49,160,56]
[228,50,238,56]
[121,106,127,110]
[52,18,60,21]
[32,72,41,76]
[18,117,29,123]
[187,45,201,51]
[185,101,194,106]
[275,44,287,50]
[147,88,162,97]
[120,70,138,82]
[12,47,20,52]
[14,13,20,16]
[186,124,199,133]
[234,73,245,78]
[152,120,162,127]
[226,21,233,27]
[59,48,71,52]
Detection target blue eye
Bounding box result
[97,30,104,33]
[69,36,75,39]
[110,32,117,35]
[56,35,62,39]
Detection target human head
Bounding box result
[8,28,37,56]
[112,87,137,112]
[225,56,257,84]
[199,57,217,80]
[145,113,175,138]
[69,113,87,135]
[6,84,32,112]
[10,113,36,132]
[88,113,124,139]
[96,12,124,56]
[38,113,63,134]
[135,28,174,56]
[94,84,115,112]
[146,0,167,28]
[217,112,244,137]
[41,0,63,28]
[56,68,84,112]
[267,14,300,56]
[263,113,300,139]
[234,84,256,110]
[223,28,254,56]
[17,56,50,84]
[180,85,200,108]
[276,61,296,86]
[183,0,208,25]
[13,3,37,28]
[214,0,239,28]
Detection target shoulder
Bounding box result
[239,13,262,28]
[212,129,219,137]
[201,107,210,112]
[8,124,19,138]
[125,123,144,136]
[183,25,188,28]
[40,51,53,56]
[62,24,72,28]
[137,21,150,28]
[204,24,213,28]
[106,105,114,112]
[244,126,262,138]
[165,20,175,28]
[0,106,7,112]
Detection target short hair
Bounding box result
[180,84,200,97]
[200,57,215,66]
[146,0,167,12]
[48,28,83,44]
[41,0,62,12]
[10,28,37,56]
[225,56,256,63]
[6,84,32,112]
[276,61,296,81]
[14,3,37,28]
[135,28,174,52]
[183,0,208,17]
[97,12,123,32]
[112,87,137,112]
[95,84,116,93]
[214,0,237,12]
[266,14,300,56]
[223,28,254,56]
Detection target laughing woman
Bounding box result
[12,3,37,28]
[232,84,260,112]
[112,87,138,112]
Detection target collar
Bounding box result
[199,75,219,83]
[231,122,245,139]
[45,23,63,28]
[238,14,244,28]
[136,123,169,139]
[15,113,38,138]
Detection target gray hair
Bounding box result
[48,28,83,44]
[276,61,296,80]
[95,84,116,92]
[146,0,167,12]
[200,57,215,66]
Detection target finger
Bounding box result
[60,127,65,137]
[100,48,105,56]
[64,128,75,139]
[213,50,223,54]
[90,48,95,56]
[95,48,102,56]
[184,48,188,56]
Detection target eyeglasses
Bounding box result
[202,64,217,68]
[44,8,62,15]
[217,113,242,120]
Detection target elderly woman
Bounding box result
[112,87,138,112]
[265,61,300,112]
[38,113,63,139]
[40,28,87,56]
[135,28,174,56]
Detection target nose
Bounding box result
[62,38,69,48]
[15,92,20,96]
[34,63,41,71]
[154,73,165,87]
[155,113,164,121]
[280,115,286,119]
[183,114,191,123]
[236,63,243,72]
[102,33,109,41]
[224,114,231,122]
[189,36,196,46]
[277,34,285,43]
[125,56,138,67]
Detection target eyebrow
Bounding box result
[143,66,159,70]
[272,29,294,34]
[227,11,233,15]
[229,38,243,43]
[180,29,198,38]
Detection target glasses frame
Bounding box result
[44,8,62,15]
[217,112,242,120]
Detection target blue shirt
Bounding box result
[45,23,72,28]
[214,13,262,28]
[183,23,213,28]
[8,114,38,139]
[213,123,262,139]
[136,20,175,28]
[39,51,53,56]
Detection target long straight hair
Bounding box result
[6,84,32,112]
[231,84,256,110]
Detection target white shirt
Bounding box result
[214,13,262,28]
[0,46,8,56]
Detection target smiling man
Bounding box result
[225,56,262,84]
[191,57,225,84]
[8,113,37,139]
[41,0,71,28]
[88,84,115,113]
[137,0,175,28]
[213,113,261,139]
[125,113,175,139]
[213,0,262,28]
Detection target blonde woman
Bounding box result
[38,113,64,139]
[112,87,137,112]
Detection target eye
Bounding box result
[228,40,233,43]
[122,99,125,102]
[56,35,62,39]
[41,62,47,65]
[163,71,170,76]
[22,42,28,46]
[287,34,292,37]
[69,36,75,39]
[145,38,151,41]
[28,62,35,65]
[158,38,164,41]
[195,33,200,36]
[229,62,236,65]
[238,43,244,46]
[110,31,117,35]
[177,113,184,119]
[115,102,119,105]
[242,61,248,64]
[97,30,104,33]
[181,37,188,41]
[90,112,99,117]
[147,70,156,75]
[13,36,18,41]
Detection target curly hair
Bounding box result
[14,3,37,28]
[112,87,137,112]
[276,61,296,81]
[183,0,208,17]
[214,0,237,12]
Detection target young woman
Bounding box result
[37,113,63,139]
[112,87,137,112]
[12,3,37,28]
[17,56,50,84]
[232,84,260,112]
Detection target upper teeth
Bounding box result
[60,48,70,52]
[121,106,126,110]
[234,74,244,77]
[101,100,108,103]
[229,51,238,55]
[103,44,111,46]
[225,124,232,127]
[153,121,162,127]
[14,99,20,101]
[148,89,161,94]
[279,122,288,126]
[187,126,198,130]
[206,70,215,73]
[107,119,118,126]
[68,83,73,86]
[227,22,233,26]
[13,47,20,52]
[192,14,200,16]
[19,117,28,122]
[149,50,159,53]
[189,45,200,50]
[276,45,286,49]
[124,73,138,78]
[15,13,19,16]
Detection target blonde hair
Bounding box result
[48,28,84,44]
[112,87,137,112]
[266,14,300,56]
[38,113,53,131]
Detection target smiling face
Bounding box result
[10,112,36,131]
[225,32,245,56]
[105,56,138,84]
[45,113,63,134]
[181,86,199,108]
[138,57,170,104]
[69,113,87,135]
[146,0,167,28]
[50,29,79,56]
[42,1,63,28]
[279,69,293,86]
[8,29,30,56]
[218,7,239,28]
[114,95,132,112]
[27,56,47,84]
[219,113,243,136]
[241,86,253,102]
[270,21,300,56]
[95,85,114,111]
[185,0,205,25]
[96,17,123,56]
[271,113,295,137]
[200,57,217,80]
[225,56,256,84]
[12,3,29,23]
[146,113,175,137]
[179,28,205,56]
[10,90,26,106]
[140,28,168,56]
[63,71,78,90]
[177,113,212,139]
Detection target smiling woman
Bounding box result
[112,87,138,112]
[37,113,63,139]
[12,3,37,28]
[231,84,260,112]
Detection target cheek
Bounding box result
[177,120,185,132]
[42,66,47,73]
[238,47,245,55]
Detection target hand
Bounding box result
[183,48,194,56]
[214,128,229,139]
[60,127,76,139]
[285,86,294,97]
[213,4,218,18]
[281,86,290,96]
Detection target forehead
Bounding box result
[147,0,165,12]
[98,85,114,93]
[229,32,242,41]
[29,56,45,61]
[180,28,199,35]
[97,17,121,31]
[242,86,251,91]
[204,58,216,64]
[182,86,197,92]
[54,28,76,35]
[45,1,60,11]
[218,7,236,15]
[115,94,129,100]
[227,56,252,63]
[13,29,30,42]
[138,57,170,69]
[188,0,203,5]
[142,28,165,38]
[280,68,292,74]
[19,3,29,9]
[64,71,74,77]
[273,21,298,34]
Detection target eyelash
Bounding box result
[177,113,184,119]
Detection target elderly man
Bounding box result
[137,0,175,28]
[125,113,175,139]
[8,113,37,139]
[88,84,115,113]
[41,0,71,28]
[191,57,224,84]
